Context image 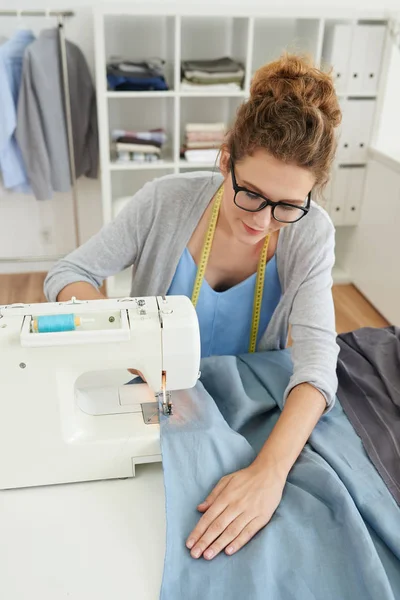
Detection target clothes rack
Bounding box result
[0,9,81,264]
[389,17,400,50]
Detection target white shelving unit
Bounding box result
[94,5,390,297]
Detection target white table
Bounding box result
[0,464,165,600]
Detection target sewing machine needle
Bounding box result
[161,371,172,415]
[162,371,167,407]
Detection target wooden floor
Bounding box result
[332,285,389,332]
[0,272,390,333]
[0,272,47,305]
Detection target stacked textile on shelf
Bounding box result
[181,123,225,164]
[112,129,167,163]
[107,59,169,91]
[181,57,244,92]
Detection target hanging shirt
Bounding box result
[16,28,98,201]
[0,29,35,191]
[168,248,282,358]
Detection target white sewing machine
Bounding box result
[0,295,200,490]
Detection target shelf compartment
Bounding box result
[104,14,175,90]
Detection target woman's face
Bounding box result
[221,149,316,246]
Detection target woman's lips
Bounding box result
[242,221,264,236]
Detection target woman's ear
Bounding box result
[219,147,230,178]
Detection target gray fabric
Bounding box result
[182,57,244,74]
[16,28,98,201]
[159,350,400,600]
[337,326,400,506]
[44,171,339,408]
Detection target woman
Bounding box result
[45,54,342,561]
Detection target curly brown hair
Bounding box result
[224,54,342,194]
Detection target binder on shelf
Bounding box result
[337,99,376,164]
[329,167,347,226]
[344,167,366,226]
[348,26,369,95]
[322,24,352,95]
[336,99,351,164]
[363,25,386,95]
[329,166,366,227]
[351,100,375,163]
[348,25,385,96]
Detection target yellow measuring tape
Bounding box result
[191,185,270,353]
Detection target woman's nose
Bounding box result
[253,206,273,229]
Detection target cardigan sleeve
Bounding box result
[283,212,339,412]
[44,179,156,302]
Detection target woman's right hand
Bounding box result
[127,368,147,382]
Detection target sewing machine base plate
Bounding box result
[142,402,160,424]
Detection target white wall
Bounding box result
[8,0,400,10]
[346,153,400,325]
[375,34,400,153]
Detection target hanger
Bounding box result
[16,9,29,31]
[44,7,56,32]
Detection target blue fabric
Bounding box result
[168,248,282,358]
[159,350,400,600]
[107,74,169,91]
[0,30,34,191]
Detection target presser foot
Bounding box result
[161,390,173,416]
[160,371,173,416]
[141,391,173,425]
[162,399,173,416]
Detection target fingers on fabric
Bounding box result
[202,513,249,560]
[225,517,265,556]
[188,506,241,559]
[186,501,228,550]
[197,475,231,511]
[127,368,146,380]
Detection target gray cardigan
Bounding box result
[16,28,98,200]
[45,171,339,410]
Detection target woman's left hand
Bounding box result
[186,462,285,560]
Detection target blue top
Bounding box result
[0,29,35,192]
[168,248,282,358]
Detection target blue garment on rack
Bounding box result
[0,29,34,192]
[159,351,400,600]
[167,248,282,358]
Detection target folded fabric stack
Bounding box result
[181,123,225,164]
[112,129,167,163]
[107,58,169,91]
[181,57,245,92]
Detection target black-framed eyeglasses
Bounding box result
[230,160,311,224]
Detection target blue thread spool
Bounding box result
[33,314,77,333]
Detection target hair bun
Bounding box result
[250,53,341,128]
